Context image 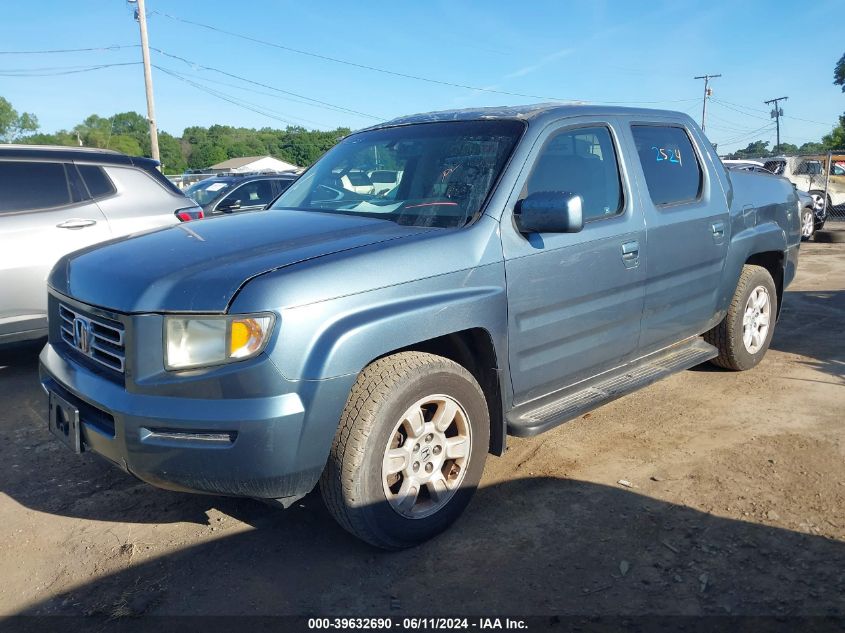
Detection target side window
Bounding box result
[523,126,623,221]
[0,161,73,213]
[631,125,702,206]
[220,180,275,208]
[77,164,117,199]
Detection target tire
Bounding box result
[704,264,777,371]
[800,206,815,241]
[320,351,489,549]
[808,190,831,216]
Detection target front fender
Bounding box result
[269,263,509,381]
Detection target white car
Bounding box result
[0,145,203,345]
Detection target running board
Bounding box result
[506,338,718,437]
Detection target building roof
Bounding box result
[210,155,276,169]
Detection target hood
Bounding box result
[49,210,434,313]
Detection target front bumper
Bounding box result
[39,342,356,502]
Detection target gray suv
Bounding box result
[0,145,202,345]
[40,105,800,548]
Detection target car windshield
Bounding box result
[185,179,233,205]
[269,120,524,228]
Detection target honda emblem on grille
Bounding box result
[72,316,92,355]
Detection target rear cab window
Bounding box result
[631,125,702,206]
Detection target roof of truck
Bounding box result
[364,103,690,131]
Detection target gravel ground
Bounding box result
[0,240,842,618]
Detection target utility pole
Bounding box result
[133,0,159,162]
[764,96,788,151]
[694,74,721,133]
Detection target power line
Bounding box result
[710,98,771,121]
[149,47,383,121]
[155,65,331,128]
[159,65,370,120]
[0,61,141,76]
[0,45,136,54]
[717,123,777,147]
[152,10,701,106]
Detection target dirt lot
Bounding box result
[0,241,843,618]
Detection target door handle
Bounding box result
[56,219,97,230]
[621,241,639,258]
[621,240,639,268]
[711,221,726,244]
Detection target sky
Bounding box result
[1,0,843,153]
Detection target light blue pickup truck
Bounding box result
[40,104,801,548]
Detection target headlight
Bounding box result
[164,314,275,370]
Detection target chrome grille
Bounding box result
[59,303,125,373]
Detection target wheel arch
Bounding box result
[744,250,785,318]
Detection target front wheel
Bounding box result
[800,206,816,241]
[705,264,777,371]
[320,351,489,549]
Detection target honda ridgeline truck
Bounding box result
[40,105,801,548]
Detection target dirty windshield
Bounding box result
[270,120,524,227]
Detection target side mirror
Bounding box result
[217,200,242,213]
[514,191,584,234]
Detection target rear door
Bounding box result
[0,160,110,337]
[501,117,647,404]
[627,123,730,354]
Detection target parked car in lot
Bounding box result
[0,145,203,345]
[763,155,842,220]
[184,172,297,217]
[40,104,800,548]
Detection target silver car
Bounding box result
[0,145,203,345]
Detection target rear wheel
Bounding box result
[705,265,777,371]
[800,207,815,241]
[320,351,489,549]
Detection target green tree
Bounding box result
[158,131,187,173]
[0,96,39,142]
[188,143,228,169]
[835,51,845,92]
[106,134,143,156]
[822,113,845,150]
[798,141,825,154]
[726,140,770,160]
[772,143,799,155]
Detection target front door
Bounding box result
[501,119,647,405]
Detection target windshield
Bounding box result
[269,120,524,228]
[185,179,233,205]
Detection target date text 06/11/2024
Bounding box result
[306,617,529,630]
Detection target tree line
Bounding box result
[0,97,350,174]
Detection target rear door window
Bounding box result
[631,126,702,206]
[77,164,117,199]
[0,161,73,213]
